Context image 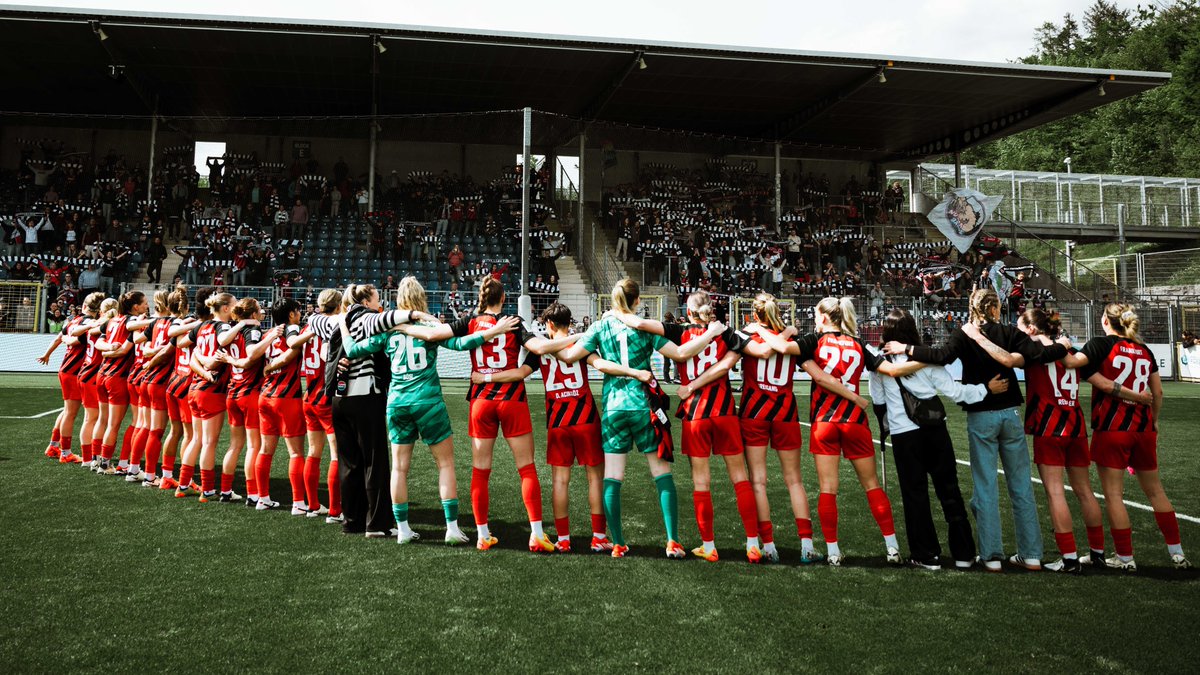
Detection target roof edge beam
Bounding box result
[766,65,886,141]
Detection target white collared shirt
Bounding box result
[868,355,987,436]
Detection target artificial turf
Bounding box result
[2,375,1198,672]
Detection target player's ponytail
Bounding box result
[1106,303,1143,344]
[232,297,259,321]
[686,291,715,325]
[396,276,429,314]
[814,296,856,336]
[99,297,118,321]
[167,286,189,316]
[1020,307,1062,338]
[193,286,217,319]
[611,278,640,315]
[753,293,785,332]
[152,289,170,315]
[205,292,235,314]
[477,276,504,314]
[342,283,377,310]
[82,291,105,317]
[118,291,145,316]
[969,288,1001,324]
[317,288,341,315]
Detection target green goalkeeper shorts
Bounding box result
[387,399,453,446]
[602,410,656,455]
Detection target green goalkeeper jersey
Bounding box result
[579,314,667,413]
[344,328,483,409]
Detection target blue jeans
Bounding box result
[966,407,1043,561]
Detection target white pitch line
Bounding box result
[793,421,1200,526]
[0,407,63,420]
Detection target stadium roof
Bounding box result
[0,5,1173,162]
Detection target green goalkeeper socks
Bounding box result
[654,473,680,542]
[603,478,624,546]
[392,502,409,527]
[442,498,459,524]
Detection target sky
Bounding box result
[8,0,1147,63]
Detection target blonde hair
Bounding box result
[816,296,858,337]
[317,289,341,314]
[686,291,715,324]
[99,297,118,321]
[477,277,504,314]
[611,278,640,314]
[83,292,106,316]
[1105,303,1143,344]
[342,284,377,309]
[395,277,429,314]
[232,297,260,320]
[205,292,235,313]
[167,286,188,316]
[969,289,1001,324]
[752,293,785,332]
[152,289,170,315]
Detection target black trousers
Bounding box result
[332,393,393,535]
[891,423,975,563]
[147,260,162,283]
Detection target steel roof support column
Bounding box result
[147,95,158,219]
[1140,177,1147,226]
[953,150,961,188]
[519,106,533,323]
[578,131,586,254]
[774,142,782,232]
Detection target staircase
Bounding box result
[552,254,592,319]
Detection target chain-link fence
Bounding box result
[0,281,45,333]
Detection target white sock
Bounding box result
[397,520,414,538]
[117,459,129,468]
[162,469,173,479]
[129,464,141,473]
[702,541,715,553]
[763,541,778,553]
[800,537,814,554]
[530,520,544,539]
[1063,551,1078,560]
[295,501,308,510]
[1118,554,1134,562]
[248,493,259,500]
[51,440,61,448]
[446,519,460,531]
[1168,543,1184,556]
[593,532,607,540]
[478,523,491,540]
[558,535,570,542]
[884,534,898,549]
[828,542,842,558]
[747,537,760,550]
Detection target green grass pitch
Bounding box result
[2,375,1198,672]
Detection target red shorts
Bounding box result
[127,379,144,408]
[1091,430,1158,472]
[189,389,228,420]
[81,380,99,409]
[98,373,129,407]
[1033,435,1090,468]
[740,416,802,452]
[226,393,260,429]
[167,391,192,424]
[682,416,744,458]
[468,399,533,439]
[304,402,335,434]
[546,422,602,467]
[809,421,875,460]
[58,372,82,402]
[144,383,169,411]
[260,396,305,438]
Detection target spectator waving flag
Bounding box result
[926,187,1003,253]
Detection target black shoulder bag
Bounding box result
[893,366,946,428]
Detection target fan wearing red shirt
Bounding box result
[183,291,236,502]
[221,298,271,504]
[252,298,313,514]
[37,305,92,463]
[752,296,921,567]
[300,289,344,523]
[482,302,649,554]
[1061,304,1191,571]
[456,278,581,552]
[95,291,150,474]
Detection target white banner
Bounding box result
[1148,343,1174,379]
[0,333,62,373]
[1177,344,1199,382]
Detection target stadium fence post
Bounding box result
[519,107,532,322]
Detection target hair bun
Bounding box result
[1121,310,1137,322]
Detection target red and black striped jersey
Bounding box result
[129,337,148,386]
[167,317,194,398]
[300,325,330,407]
[794,331,884,425]
[537,354,599,428]
[78,321,104,385]
[1023,357,1087,438]
[189,320,232,394]
[226,325,265,399]
[99,316,136,378]
[663,323,747,421]
[736,328,800,423]
[454,313,537,401]
[261,325,303,399]
[58,315,87,375]
[1079,335,1158,432]
[140,318,176,386]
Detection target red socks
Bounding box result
[82,439,93,462]
[796,517,813,540]
[758,520,775,545]
[255,453,275,499]
[328,460,341,517]
[1154,511,1181,546]
[119,426,136,462]
[1086,525,1105,552]
[288,456,305,504]
[245,446,260,497]
[178,464,195,489]
[129,427,148,466]
[866,488,895,537]
[471,467,491,526]
[818,492,839,544]
[100,443,115,461]
[144,430,162,477]
[61,436,72,453]
[517,463,543,522]
[200,469,214,493]
[1111,527,1134,558]
[732,481,758,538]
[1054,531,1077,556]
[94,440,104,460]
[555,517,570,538]
[693,490,714,541]
[220,472,235,493]
[304,456,322,510]
[51,427,61,443]
[591,513,606,536]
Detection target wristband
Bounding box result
[485,374,493,383]
[906,345,913,356]
[1112,381,1121,396]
